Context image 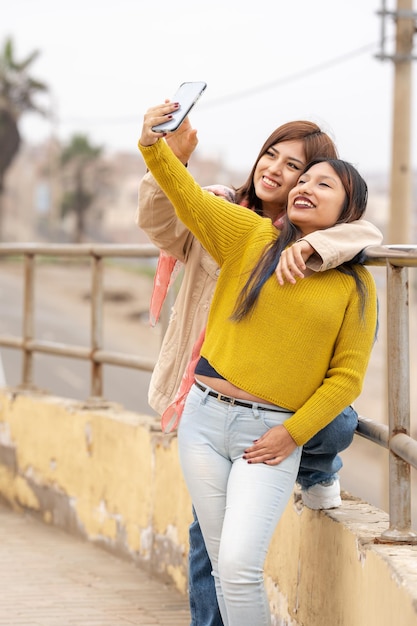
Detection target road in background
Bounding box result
[0,261,160,416]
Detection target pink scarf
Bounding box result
[150,185,284,432]
[160,327,206,432]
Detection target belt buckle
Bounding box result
[216,392,235,406]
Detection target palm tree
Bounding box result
[60,134,103,243]
[0,37,48,237]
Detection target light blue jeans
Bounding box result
[178,383,302,626]
[187,404,358,626]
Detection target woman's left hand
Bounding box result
[166,116,198,164]
[243,424,297,465]
[275,240,315,285]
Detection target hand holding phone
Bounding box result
[151,81,207,133]
[165,116,199,164]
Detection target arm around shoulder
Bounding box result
[302,220,383,271]
[136,171,193,261]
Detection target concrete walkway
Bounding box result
[0,505,190,625]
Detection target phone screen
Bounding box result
[151,81,207,133]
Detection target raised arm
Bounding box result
[137,173,194,261]
[138,120,261,266]
[136,116,199,261]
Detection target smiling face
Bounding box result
[253,140,306,220]
[287,161,346,236]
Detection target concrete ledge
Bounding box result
[268,492,417,625]
[0,389,416,625]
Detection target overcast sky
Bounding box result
[2,0,416,175]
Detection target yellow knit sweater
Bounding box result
[138,139,378,446]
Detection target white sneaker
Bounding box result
[301,478,341,510]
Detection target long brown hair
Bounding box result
[234,121,338,215]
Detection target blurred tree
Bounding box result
[60,134,103,243]
[0,37,48,238]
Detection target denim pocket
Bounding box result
[260,409,293,430]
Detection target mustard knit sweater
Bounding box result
[138,139,378,446]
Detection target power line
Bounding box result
[59,40,381,126]
[199,42,380,109]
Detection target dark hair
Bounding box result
[234,121,338,215]
[231,158,369,321]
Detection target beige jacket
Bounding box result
[136,172,383,416]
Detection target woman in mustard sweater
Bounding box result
[138,106,378,626]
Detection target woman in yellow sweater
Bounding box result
[138,106,378,626]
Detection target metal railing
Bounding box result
[0,242,416,543]
[0,243,167,399]
[356,244,417,543]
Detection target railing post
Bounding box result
[21,254,35,389]
[90,255,104,400]
[381,262,417,542]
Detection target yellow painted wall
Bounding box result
[0,390,192,592]
[0,389,416,626]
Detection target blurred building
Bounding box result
[3,138,416,245]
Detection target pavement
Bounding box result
[0,505,190,625]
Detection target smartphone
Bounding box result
[151,81,207,133]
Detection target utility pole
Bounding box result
[376,0,417,244]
